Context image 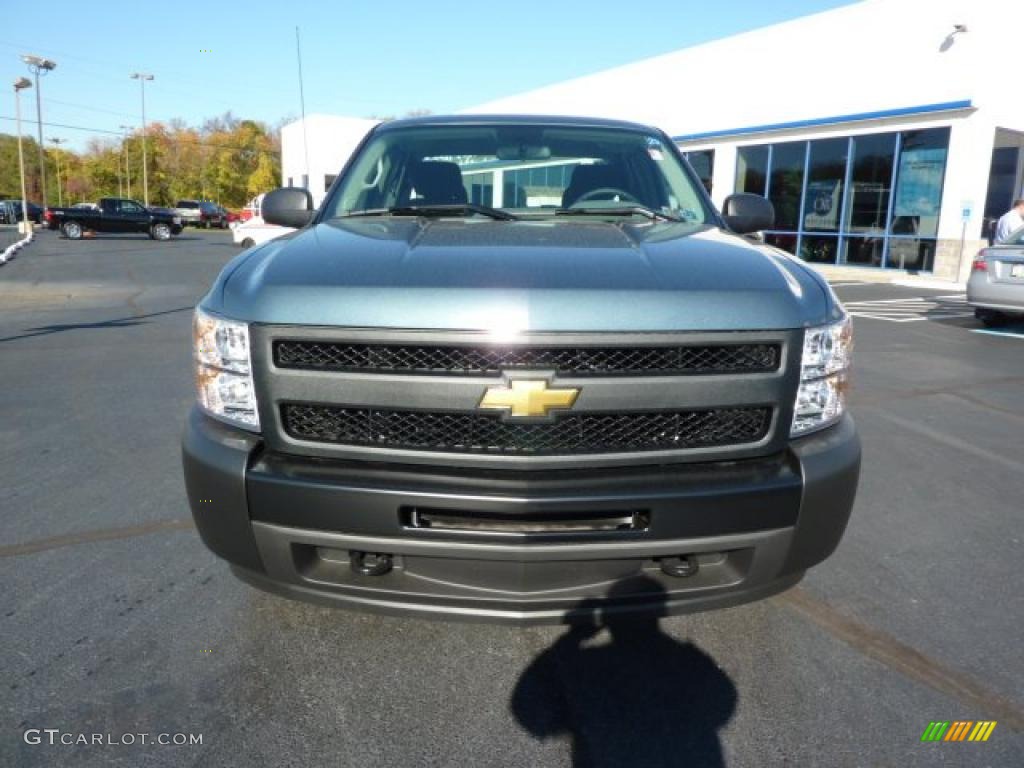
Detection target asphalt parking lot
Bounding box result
[1,224,26,253]
[2,230,1022,767]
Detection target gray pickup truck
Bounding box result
[182,115,860,623]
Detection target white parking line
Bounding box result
[844,294,972,323]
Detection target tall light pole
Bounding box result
[130,73,154,206]
[49,137,66,206]
[13,78,33,233]
[119,124,133,198]
[21,54,56,207]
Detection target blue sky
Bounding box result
[2,0,856,151]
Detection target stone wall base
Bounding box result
[933,238,988,283]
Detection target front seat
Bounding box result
[405,161,468,205]
[561,164,630,207]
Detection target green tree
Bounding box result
[248,154,279,197]
[0,134,24,198]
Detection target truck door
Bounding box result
[98,199,127,232]
[115,199,150,233]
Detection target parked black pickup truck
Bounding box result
[45,197,183,240]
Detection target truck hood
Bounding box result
[212,218,835,331]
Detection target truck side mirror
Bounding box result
[262,187,314,228]
[722,193,774,235]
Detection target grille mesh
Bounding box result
[281,404,772,455]
[273,340,780,377]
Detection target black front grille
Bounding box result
[273,340,780,377]
[281,404,772,455]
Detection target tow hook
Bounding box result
[350,551,394,576]
[659,555,699,578]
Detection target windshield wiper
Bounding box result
[340,204,518,221]
[555,206,682,222]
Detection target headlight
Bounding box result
[193,307,260,430]
[173,216,182,224]
[791,315,852,437]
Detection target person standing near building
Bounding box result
[995,199,1024,242]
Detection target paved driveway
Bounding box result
[2,232,1022,766]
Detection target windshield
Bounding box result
[322,124,712,224]
[1003,226,1024,245]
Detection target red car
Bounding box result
[218,207,242,224]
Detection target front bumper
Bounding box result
[182,408,860,623]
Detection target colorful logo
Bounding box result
[921,721,997,742]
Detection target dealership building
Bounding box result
[280,115,379,208]
[281,0,1019,281]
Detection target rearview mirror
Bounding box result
[262,187,314,228]
[722,193,774,235]
[496,144,552,161]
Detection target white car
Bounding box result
[241,193,265,223]
[231,216,294,248]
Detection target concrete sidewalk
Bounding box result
[807,262,966,291]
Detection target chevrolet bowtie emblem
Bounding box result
[479,380,580,418]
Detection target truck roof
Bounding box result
[375,113,662,134]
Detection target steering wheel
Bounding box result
[570,187,641,206]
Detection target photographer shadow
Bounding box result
[511,576,737,768]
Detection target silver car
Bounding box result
[967,226,1024,326]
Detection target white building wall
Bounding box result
[940,117,996,278]
[466,0,1005,140]
[280,115,378,206]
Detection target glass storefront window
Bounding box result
[886,238,936,271]
[768,142,805,231]
[502,163,577,208]
[726,126,950,272]
[463,172,493,206]
[840,235,884,267]
[505,171,525,206]
[684,150,714,194]
[804,139,847,233]
[800,234,839,264]
[736,146,768,196]
[890,127,950,239]
[844,132,895,234]
[984,146,1022,242]
[764,233,798,253]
